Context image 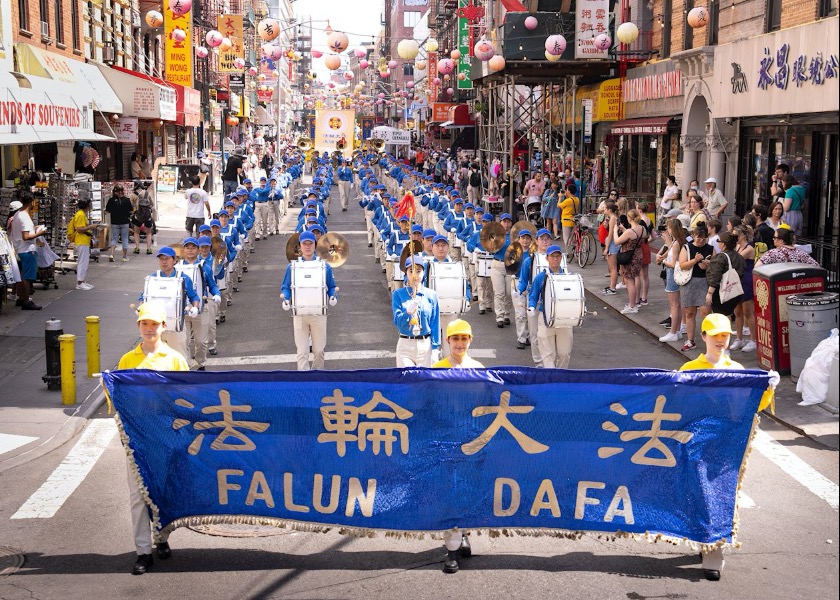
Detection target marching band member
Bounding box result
[392,255,440,367]
[337,158,354,212]
[466,213,495,314]
[432,317,482,572]
[421,228,436,259]
[426,234,471,358]
[217,209,243,292]
[489,213,514,328]
[511,229,534,351]
[177,237,221,371]
[457,203,481,302]
[198,235,223,355]
[268,175,285,236]
[281,231,338,370]
[528,245,573,368]
[443,197,466,261]
[251,176,272,240]
[226,200,250,273]
[138,247,201,362]
[516,228,552,366]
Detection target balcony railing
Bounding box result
[614,30,657,62]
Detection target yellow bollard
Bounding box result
[59,334,76,406]
[85,316,101,378]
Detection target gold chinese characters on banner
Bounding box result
[217,15,244,73]
[163,3,193,86]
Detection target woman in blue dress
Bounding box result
[540,179,561,238]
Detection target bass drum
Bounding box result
[542,273,586,328]
[427,261,469,315]
[475,252,494,278]
[143,275,186,332]
[290,260,327,316]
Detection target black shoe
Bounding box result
[22,301,42,310]
[525,339,531,346]
[243,267,248,273]
[660,316,672,327]
[504,317,511,325]
[156,541,171,559]
[250,249,255,254]
[15,298,23,306]
[368,243,373,247]
[497,321,504,328]
[479,309,486,314]
[472,295,478,301]
[704,569,721,581]
[196,367,206,372]
[209,348,218,355]
[233,287,239,292]
[342,207,347,212]
[443,550,459,574]
[237,277,242,282]
[132,554,153,575]
[220,315,226,322]
[517,341,526,349]
[459,536,472,558]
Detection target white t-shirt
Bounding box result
[185,187,209,218]
[12,211,36,254]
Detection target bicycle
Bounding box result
[568,213,599,268]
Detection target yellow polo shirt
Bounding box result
[72,210,92,246]
[433,356,484,368]
[679,353,773,412]
[117,343,189,371]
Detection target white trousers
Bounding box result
[256,202,272,237]
[476,276,493,311]
[365,212,375,245]
[270,200,283,233]
[537,323,573,369]
[439,313,457,358]
[206,297,218,349]
[338,181,351,209]
[127,459,153,555]
[184,306,210,368]
[293,314,327,370]
[323,193,332,215]
[395,336,432,367]
[76,244,90,282]
[702,548,725,572]
[162,329,189,363]
[513,291,529,344]
[527,309,543,367]
[490,260,513,322]
[445,530,466,552]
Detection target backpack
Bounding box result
[135,191,153,223]
[469,171,481,187]
[66,218,76,243]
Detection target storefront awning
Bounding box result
[447,104,475,127]
[96,65,177,121]
[253,105,275,126]
[611,117,673,135]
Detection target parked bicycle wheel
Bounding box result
[577,230,591,267]
[584,231,598,266]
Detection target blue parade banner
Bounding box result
[103,368,769,548]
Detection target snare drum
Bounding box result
[143,275,185,332]
[476,252,494,278]
[542,273,586,328]
[290,260,327,316]
[428,261,469,314]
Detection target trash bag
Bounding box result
[796,328,840,406]
[35,236,60,268]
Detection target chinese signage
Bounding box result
[229,74,245,94]
[713,18,839,118]
[104,368,769,544]
[163,2,193,87]
[427,52,439,99]
[217,15,244,73]
[457,0,472,90]
[95,115,138,143]
[576,0,610,59]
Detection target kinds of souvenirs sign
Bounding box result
[103,368,769,548]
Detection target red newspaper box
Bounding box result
[753,263,827,373]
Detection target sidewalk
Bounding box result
[0,187,228,473]
[575,246,839,450]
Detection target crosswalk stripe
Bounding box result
[753,428,839,510]
[0,434,38,456]
[11,420,117,520]
[206,348,498,367]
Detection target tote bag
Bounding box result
[719,252,744,303]
[673,244,693,286]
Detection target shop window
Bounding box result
[766,0,782,32]
[820,0,838,17]
[18,0,29,31]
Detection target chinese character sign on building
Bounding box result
[457,0,473,90]
[218,15,244,73]
[576,0,610,59]
[104,368,770,545]
[164,3,193,87]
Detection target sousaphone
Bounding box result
[316,232,350,268]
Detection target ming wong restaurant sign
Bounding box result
[163,1,193,87]
[104,368,769,546]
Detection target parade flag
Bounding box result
[103,367,770,550]
[395,192,416,221]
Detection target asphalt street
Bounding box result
[0,197,837,600]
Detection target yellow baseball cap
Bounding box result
[701,313,735,336]
[137,301,167,323]
[446,319,473,338]
[778,222,791,230]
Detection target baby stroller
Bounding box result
[35,236,60,289]
[523,196,544,229]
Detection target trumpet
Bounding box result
[297,136,312,151]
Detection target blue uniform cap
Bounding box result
[475,206,485,213]
[398,215,410,223]
[209,219,221,227]
[259,176,267,181]
[198,236,212,247]
[183,237,199,247]
[499,212,513,221]
[218,209,230,216]
[464,203,475,210]
[453,197,463,203]
[390,199,398,206]
[305,209,317,215]
[404,254,424,269]
[310,224,325,233]
[225,201,235,207]
[198,224,212,233]
[432,234,449,244]
[411,225,423,233]
[156,247,177,258]
[423,228,436,238]
[481,214,494,222]
[299,231,316,243]
[546,244,562,255]
[236,188,248,196]
[518,229,533,238]
[536,228,552,239]
[242,178,252,184]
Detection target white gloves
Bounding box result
[405,298,419,313]
[187,306,199,318]
[512,290,520,299]
[235,244,243,251]
[212,294,221,304]
[282,300,291,311]
[768,370,780,390]
[527,307,535,316]
[329,296,337,306]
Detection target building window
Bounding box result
[55,0,64,44]
[706,0,719,46]
[820,0,837,17]
[404,11,421,28]
[766,0,782,32]
[70,0,80,48]
[39,0,49,30]
[661,0,672,58]
[683,0,694,50]
[403,63,414,77]
[18,0,29,31]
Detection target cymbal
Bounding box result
[399,240,425,273]
[285,233,302,262]
[169,243,183,259]
[210,237,227,260]
[504,241,524,275]
[316,232,350,268]
[480,222,506,254]
[510,220,537,241]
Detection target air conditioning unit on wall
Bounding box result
[40,21,53,44]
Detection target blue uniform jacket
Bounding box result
[139,269,201,307]
[392,285,441,349]
[281,258,337,300]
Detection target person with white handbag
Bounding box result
[704,231,745,317]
